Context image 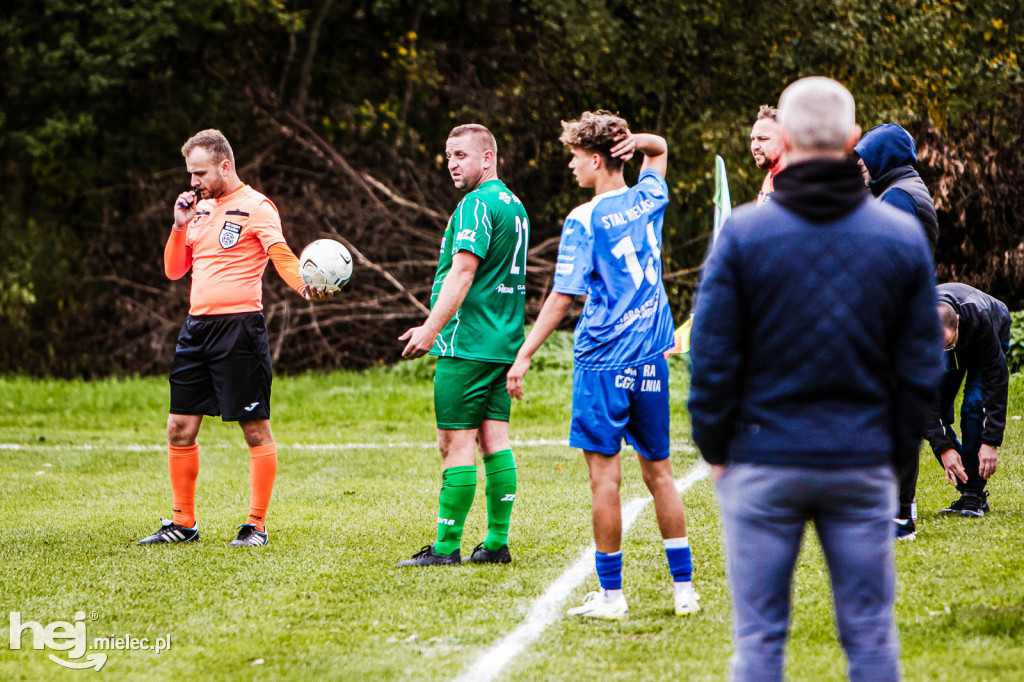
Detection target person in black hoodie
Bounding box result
[689,77,942,682]
[854,124,940,539]
[924,282,1010,518]
[854,123,938,252]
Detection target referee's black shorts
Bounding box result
[169,312,272,421]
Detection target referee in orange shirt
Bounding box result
[139,129,325,547]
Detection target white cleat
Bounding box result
[567,590,629,620]
[674,583,702,616]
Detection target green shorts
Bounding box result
[433,357,512,430]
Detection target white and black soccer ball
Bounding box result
[299,239,353,291]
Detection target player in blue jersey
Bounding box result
[507,111,699,619]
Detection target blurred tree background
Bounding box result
[2,0,1022,376]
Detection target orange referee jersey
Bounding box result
[178,184,285,315]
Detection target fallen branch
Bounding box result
[325,223,431,316]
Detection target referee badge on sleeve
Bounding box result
[219,221,242,249]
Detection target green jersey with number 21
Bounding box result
[430,179,529,363]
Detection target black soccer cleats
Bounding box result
[228,523,269,547]
[467,543,512,564]
[138,518,200,545]
[396,545,462,567]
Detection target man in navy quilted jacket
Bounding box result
[689,77,943,682]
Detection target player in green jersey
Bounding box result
[397,124,529,566]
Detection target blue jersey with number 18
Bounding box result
[553,169,675,370]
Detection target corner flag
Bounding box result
[711,155,732,246]
[666,155,731,357]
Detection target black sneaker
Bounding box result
[894,518,917,541]
[467,542,512,564]
[980,489,990,513]
[396,545,461,567]
[139,518,199,545]
[939,494,968,515]
[959,490,986,518]
[228,524,269,547]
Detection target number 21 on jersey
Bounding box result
[510,215,529,275]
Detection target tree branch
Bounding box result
[324,223,432,316]
[293,0,335,119]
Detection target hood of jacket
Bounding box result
[854,123,918,184]
[771,159,870,222]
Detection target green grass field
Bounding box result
[2,351,1023,681]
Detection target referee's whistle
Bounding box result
[178,188,202,210]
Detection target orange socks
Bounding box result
[168,442,277,532]
[247,443,278,531]
[168,444,200,527]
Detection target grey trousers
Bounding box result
[716,462,900,682]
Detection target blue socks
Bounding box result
[664,537,693,582]
[595,539,693,594]
[595,550,623,591]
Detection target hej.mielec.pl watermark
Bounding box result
[7,611,172,671]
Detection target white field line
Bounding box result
[0,439,698,453]
[0,441,570,452]
[0,440,572,452]
[454,459,709,682]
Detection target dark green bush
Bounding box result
[1007,311,1024,374]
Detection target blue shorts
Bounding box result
[569,357,670,460]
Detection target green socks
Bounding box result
[483,449,517,552]
[432,451,517,556]
[434,465,477,555]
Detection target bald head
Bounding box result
[938,301,958,332]
[777,77,860,161]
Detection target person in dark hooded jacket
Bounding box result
[854,123,938,252]
[855,123,940,540]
